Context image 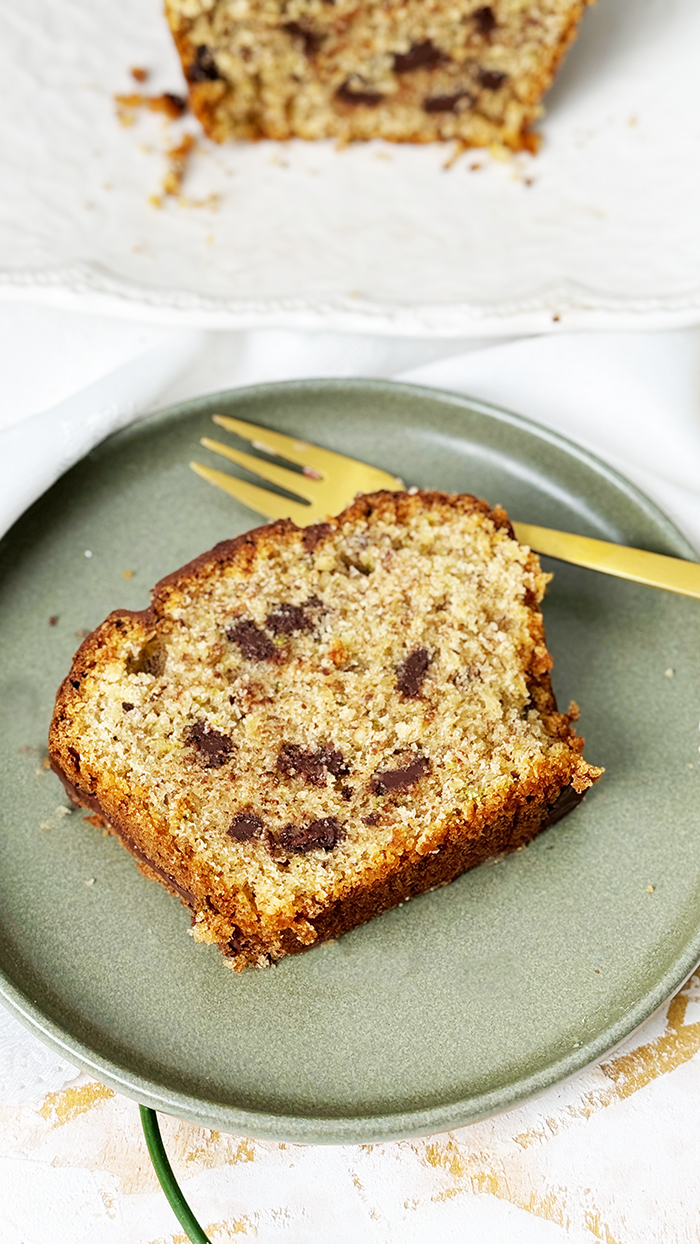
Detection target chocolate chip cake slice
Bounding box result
[165,0,592,149]
[49,491,602,971]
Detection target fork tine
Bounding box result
[211,414,334,472]
[200,437,319,503]
[211,414,402,491]
[189,462,317,525]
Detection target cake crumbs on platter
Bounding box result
[39,806,72,832]
[443,141,467,171]
[122,570,134,579]
[115,91,187,124]
[151,134,219,207]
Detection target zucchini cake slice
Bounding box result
[165,0,593,148]
[49,490,602,970]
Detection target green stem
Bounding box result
[140,1105,211,1244]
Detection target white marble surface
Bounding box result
[2,310,700,1241]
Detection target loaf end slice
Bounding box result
[165,0,593,149]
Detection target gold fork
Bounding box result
[190,414,700,600]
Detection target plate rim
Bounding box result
[3,266,700,337]
[1,375,698,1144]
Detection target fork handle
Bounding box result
[513,522,700,600]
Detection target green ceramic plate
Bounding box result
[1,379,699,1145]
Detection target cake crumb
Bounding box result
[85,877,96,886]
[49,615,58,626]
[84,550,93,559]
[443,141,466,170]
[664,668,674,678]
[646,885,655,893]
[115,91,187,122]
[122,570,135,579]
[39,806,72,831]
[488,142,513,162]
[131,67,149,84]
[163,133,197,197]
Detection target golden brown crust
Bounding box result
[49,489,602,970]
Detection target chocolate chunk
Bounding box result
[396,647,430,698]
[393,40,446,73]
[423,92,473,114]
[143,648,166,676]
[363,811,381,825]
[67,745,81,772]
[277,743,348,785]
[336,81,384,106]
[185,720,234,768]
[283,22,323,56]
[479,69,507,90]
[371,755,431,794]
[228,811,264,842]
[277,743,321,783]
[188,44,222,82]
[473,6,497,35]
[276,816,345,854]
[70,680,80,690]
[324,747,349,777]
[543,784,585,828]
[266,603,313,635]
[341,784,354,800]
[121,702,134,712]
[303,523,332,552]
[225,927,247,953]
[163,92,187,116]
[226,619,276,661]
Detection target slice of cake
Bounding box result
[165,0,592,149]
[49,491,602,970]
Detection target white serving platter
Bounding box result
[1,0,699,336]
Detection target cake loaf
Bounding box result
[49,490,602,970]
[165,0,593,149]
